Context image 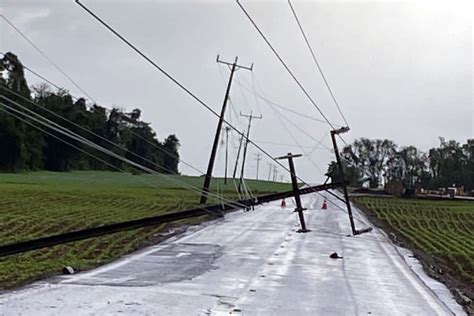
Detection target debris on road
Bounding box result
[330,252,343,259]
[62,266,74,275]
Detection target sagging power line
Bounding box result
[287,0,350,127]
[236,1,336,131]
[75,0,316,194]
[0,14,97,104]
[0,94,246,209]
[74,0,363,221]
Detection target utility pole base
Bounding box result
[354,227,373,235]
[297,229,311,233]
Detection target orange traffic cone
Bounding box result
[281,199,286,208]
[322,200,328,210]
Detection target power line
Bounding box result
[236,74,367,212]
[2,4,362,234]
[0,15,97,104]
[235,76,333,152]
[237,74,334,126]
[0,95,247,209]
[0,105,246,221]
[254,140,322,149]
[0,54,217,180]
[0,84,204,177]
[268,99,327,176]
[74,1,220,120]
[287,0,349,127]
[234,71,253,113]
[238,72,360,169]
[47,0,351,215]
[0,51,218,182]
[74,0,313,188]
[238,74,364,191]
[0,52,72,98]
[236,1,336,131]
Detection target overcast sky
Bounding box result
[0,0,472,183]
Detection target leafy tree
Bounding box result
[162,134,180,174]
[340,138,397,188]
[325,161,362,186]
[0,51,181,174]
[0,52,45,171]
[397,146,428,188]
[327,137,474,192]
[428,138,469,189]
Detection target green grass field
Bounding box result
[354,196,474,310]
[0,171,291,289]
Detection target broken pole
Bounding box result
[276,153,309,233]
[330,127,358,235]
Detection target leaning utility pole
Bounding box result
[330,127,372,236]
[267,163,273,181]
[200,55,253,204]
[233,132,245,179]
[224,126,231,184]
[254,153,262,180]
[276,153,308,233]
[238,111,262,192]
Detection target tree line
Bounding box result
[0,52,180,174]
[327,137,474,192]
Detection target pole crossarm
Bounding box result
[217,54,253,71]
[275,153,303,160]
[0,181,342,257]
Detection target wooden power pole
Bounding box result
[238,111,262,193]
[224,126,231,184]
[254,153,262,180]
[330,127,372,236]
[267,163,273,181]
[276,153,308,233]
[200,55,253,204]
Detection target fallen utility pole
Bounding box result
[330,127,372,236]
[276,153,308,232]
[0,181,343,257]
[200,55,253,204]
[238,111,262,193]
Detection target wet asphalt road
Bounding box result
[0,193,465,315]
